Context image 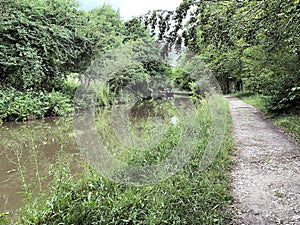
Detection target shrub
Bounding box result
[265,86,300,114]
[0,0,91,91]
[0,89,73,121]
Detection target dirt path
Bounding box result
[227,97,300,225]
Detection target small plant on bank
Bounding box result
[0,89,74,122]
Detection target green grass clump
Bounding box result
[15,98,234,225]
[273,114,300,142]
[0,212,9,225]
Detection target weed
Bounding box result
[15,98,233,224]
[274,191,286,198]
[0,212,9,225]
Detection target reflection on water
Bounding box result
[0,117,80,215]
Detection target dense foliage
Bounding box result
[0,0,151,122]
[0,0,91,91]
[0,88,73,121]
[144,0,300,113]
[1,0,299,113]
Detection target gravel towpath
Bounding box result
[227,96,300,225]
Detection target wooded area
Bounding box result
[0,0,152,121]
[1,1,300,224]
[1,0,299,122]
[144,0,300,113]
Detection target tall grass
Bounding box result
[14,98,234,224]
[274,115,300,142]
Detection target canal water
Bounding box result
[0,117,80,215]
[0,99,186,218]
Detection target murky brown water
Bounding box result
[0,117,80,216]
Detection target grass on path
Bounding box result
[232,92,300,143]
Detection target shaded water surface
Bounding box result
[0,118,80,215]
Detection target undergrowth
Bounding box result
[0,89,73,123]
[12,97,234,225]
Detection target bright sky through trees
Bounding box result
[78,0,182,20]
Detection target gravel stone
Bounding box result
[227,97,300,225]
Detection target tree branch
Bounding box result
[269,14,296,51]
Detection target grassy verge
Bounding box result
[12,97,234,225]
[230,92,266,113]
[233,93,300,143]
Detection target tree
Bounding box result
[122,17,152,43]
[0,0,92,91]
[82,4,124,58]
[143,0,300,112]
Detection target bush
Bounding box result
[0,0,91,91]
[265,86,300,114]
[0,89,73,121]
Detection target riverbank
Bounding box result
[3,97,235,224]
